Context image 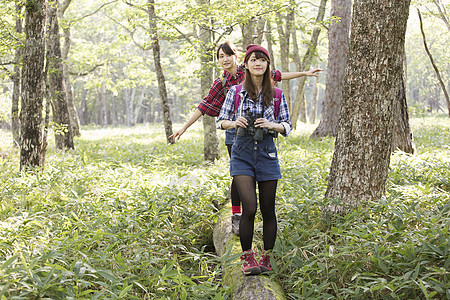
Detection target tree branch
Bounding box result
[69,63,104,76]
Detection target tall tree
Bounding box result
[276,10,293,110]
[12,1,23,147]
[20,0,47,170]
[47,0,74,150]
[291,0,327,127]
[392,58,416,154]
[311,0,351,137]
[323,0,411,215]
[58,0,81,136]
[417,8,449,117]
[197,0,219,162]
[147,0,174,143]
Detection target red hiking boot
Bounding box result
[258,250,272,273]
[241,249,261,275]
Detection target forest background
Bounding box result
[0,0,449,299]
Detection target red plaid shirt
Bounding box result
[198,64,282,117]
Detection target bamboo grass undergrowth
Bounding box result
[0,115,448,299]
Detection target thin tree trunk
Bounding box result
[47,0,74,150]
[100,85,108,127]
[310,74,320,124]
[311,0,352,137]
[196,0,219,162]
[266,20,277,71]
[417,8,450,117]
[20,0,47,171]
[134,89,145,124]
[148,0,174,143]
[12,2,23,148]
[392,60,416,154]
[78,87,87,125]
[58,0,80,136]
[276,11,292,110]
[291,0,327,128]
[323,0,411,216]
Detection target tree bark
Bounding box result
[392,60,416,154]
[323,0,411,216]
[20,0,47,171]
[417,8,450,117]
[310,74,320,124]
[291,0,327,128]
[100,85,108,127]
[276,11,292,110]
[47,0,74,150]
[148,0,174,143]
[311,0,351,137]
[12,2,23,148]
[196,0,219,162]
[265,20,277,72]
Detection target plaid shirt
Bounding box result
[197,64,282,117]
[217,85,292,137]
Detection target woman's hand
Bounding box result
[254,118,285,133]
[254,118,273,130]
[235,116,248,129]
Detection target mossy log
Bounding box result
[213,201,286,300]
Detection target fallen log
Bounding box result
[213,201,286,300]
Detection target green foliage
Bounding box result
[0,116,449,298]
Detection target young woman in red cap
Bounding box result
[217,44,292,275]
[170,41,321,236]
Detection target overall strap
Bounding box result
[234,84,243,115]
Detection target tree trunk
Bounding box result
[311,0,351,137]
[148,0,174,143]
[196,0,219,162]
[100,85,108,127]
[78,87,87,125]
[58,0,80,136]
[134,89,145,124]
[276,11,292,110]
[12,2,23,148]
[310,74,320,124]
[417,9,450,117]
[392,61,416,154]
[266,20,277,72]
[291,0,327,128]
[20,0,47,171]
[323,0,411,216]
[47,0,74,150]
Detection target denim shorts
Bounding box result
[230,134,281,181]
[225,128,236,145]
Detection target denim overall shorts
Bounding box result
[230,133,281,181]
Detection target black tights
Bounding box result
[233,175,278,252]
[227,145,240,209]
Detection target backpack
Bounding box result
[234,84,283,120]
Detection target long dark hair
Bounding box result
[216,41,237,59]
[243,51,274,107]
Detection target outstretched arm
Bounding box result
[281,69,323,80]
[169,108,203,140]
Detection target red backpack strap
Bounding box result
[234,84,243,114]
[273,87,283,120]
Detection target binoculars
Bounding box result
[237,111,264,141]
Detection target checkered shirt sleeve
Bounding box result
[277,92,292,137]
[217,85,237,124]
[197,78,226,117]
